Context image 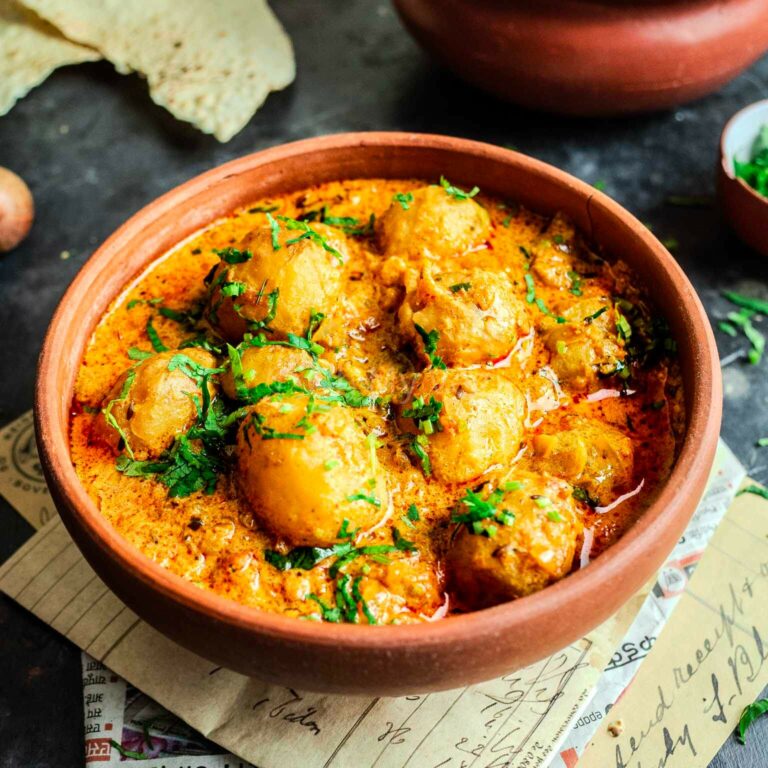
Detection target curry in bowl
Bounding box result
[70,177,683,626]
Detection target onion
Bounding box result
[426,593,450,621]
[0,167,34,253]
[579,528,595,568]
[585,387,636,403]
[594,479,645,514]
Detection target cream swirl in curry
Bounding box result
[71,178,684,624]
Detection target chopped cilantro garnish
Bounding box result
[532,495,551,508]
[127,347,153,361]
[722,290,768,316]
[662,237,679,252]
[242,287,279,333]
[220,280,247,298]
[614,305,632,340]
[351,576,377,624]
[145,317,168,352]
[277,215,344,264]
[567,270,583,296]
[406,504,420,522]
[502,215,512,228]
[524,273,536,303]
[346,491,381,507]
[403,395,443,435]
[213,247,253,264]
[737,697,768,744]
[593,180,607,191]
[158,306,191,323]
[736,484,768,501]
[733,124,768,198]
[266,212,281,250]
[757,438,768,447]
[449,282,472,293]
[103,369,137,458]
[572,485,600,507]
[126,296,163,310]
[392,527,416,551]
[439,176,480,200]
[324,459,340,471]
[547,510,563,522]
[727,309,765,364]
[535,298,566,323]
[248,204,279,214]
[409,434,431,476]
[307,593,342,623]
[393,192,414,210]
[166,353,225,386]
[718,320,738,337]
[414,324,447,370]
[265,546,336,571]
[322,207,375,236]
[452,486,517,535]
[584,306,608,324]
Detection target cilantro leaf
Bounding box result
[414,324,447,370]
[214,247,253,264]
[439,176,480,200]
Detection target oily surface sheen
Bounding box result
[70,178,684,625]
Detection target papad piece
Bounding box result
[16,0,295,141]
[0,0,100,116]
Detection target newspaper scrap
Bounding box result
[0,410,747,768]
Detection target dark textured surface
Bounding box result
[0,2,767,766]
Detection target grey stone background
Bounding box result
[0,1,767,766]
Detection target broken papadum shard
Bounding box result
[0,0,99,116]
[15,0,295,141]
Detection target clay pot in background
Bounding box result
[394,0,768,116]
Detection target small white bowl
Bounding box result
[719,99,768,257]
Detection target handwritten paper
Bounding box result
[578,481,768,768]
[0,409,752,768]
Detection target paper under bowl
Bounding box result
[35,133,722,694]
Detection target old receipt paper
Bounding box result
[579,484,768,768]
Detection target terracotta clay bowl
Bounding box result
[35,133,722,695]
[719,99,768,257]
[394,0,768,116]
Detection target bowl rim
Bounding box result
[35,131,721,651]
[720,97,768,206]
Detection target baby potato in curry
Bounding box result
[205,221,345,342]
[236,395,389,547]
[96,348,220,460]
[71,177,683,623]
[448,472,582,609]
[399,266,531,367]
[377,182,490,261]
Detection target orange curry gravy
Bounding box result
[70,178,684,625]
